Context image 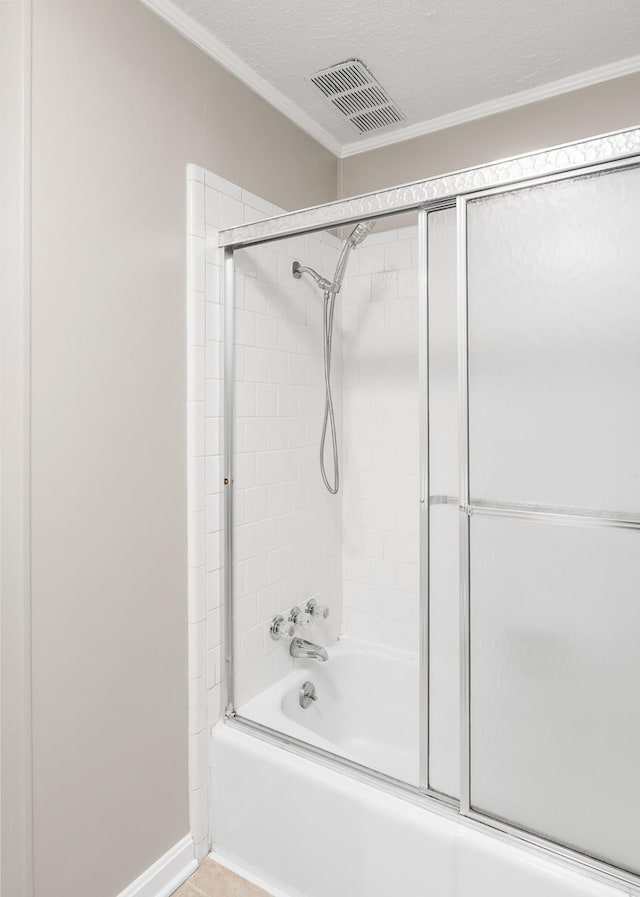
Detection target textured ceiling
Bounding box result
[169,0,640,149]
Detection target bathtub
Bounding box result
[239,638,419,783]
[211,640,625,897]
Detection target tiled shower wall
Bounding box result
[340,225,420,653]
[188,173,421,847]
[229,226,343,707]
[186,169,343,851]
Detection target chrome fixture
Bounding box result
[291,262,334,292]
[289,606,313,630]
[270,615,295,641]
[305,598,329,621]
[292,220,376,495]
[299,680,318,709]
[289,637,329,663]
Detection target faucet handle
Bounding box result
[289,606,313,629]
[270,615,295,641]
[306,598,330,621]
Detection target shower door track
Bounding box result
[219,127,640,897]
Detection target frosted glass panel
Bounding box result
[467,166,640,512]
[428,503,459,798]
[470,515,640,874]
[428,208,458,497]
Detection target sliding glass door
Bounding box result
[461,163,640,875]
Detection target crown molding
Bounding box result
[340,53,640,157]
[138,0,640,163]
[138,0,343,156]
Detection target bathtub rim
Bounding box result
[223,713,640,897]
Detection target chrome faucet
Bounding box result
[289,637,328,663]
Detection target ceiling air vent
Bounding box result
[308,58,405,134]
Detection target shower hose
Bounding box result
[320,287,339,494]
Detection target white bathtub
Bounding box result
[211,639,625,897]
[239,638,419,783]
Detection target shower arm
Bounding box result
[291,262,339,294]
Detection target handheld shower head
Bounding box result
[290,217,377,495]
[347,220,376,247]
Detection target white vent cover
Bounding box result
[307,59,405,134]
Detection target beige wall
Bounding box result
[1,4,32,896]
[29,3,337,897]
[342,73,640,197]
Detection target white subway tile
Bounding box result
[244,418,268,452]
[241,189,274,216]
[205,170,242,198]
[267,350,288,384]
[205,380,222,418]
[256,247,279,284]
[255,314,278,349]
[189,728,207,790]
[206,645,222,686]
[206,685,221,725]
[205,301,222,341]
[206,569,222,611]
[189,784,208,844]
[188,457,206,516]
[243,205,264,224]
[244,278,268,314]
[187,290,205,346]
[188,563,206,624]
[235,381,256,417]
[241,626,264,666]
[235,309,256,346]
[219,193,244,227]
[244,346,268,382]
[188,621,206,680]
[188,183,206,238]
[187,346,205,402]
[256,383,278,417]
[384,239,412,270]
[205,232,222,266]
[206,492,221,534]
[244,555,269,593]
[187,237,206,292]
[206,531,222,572]
[205,418,221,457]
[205,263,221,304]
[189,675,206,734]
[206,455,222,494]
[204,186,220,226]
[235,452,256,488]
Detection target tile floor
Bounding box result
[172,859,271,897]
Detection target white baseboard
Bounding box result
[117,834,197,897]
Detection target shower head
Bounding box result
[291,219,377,296]
[347,220,376,247]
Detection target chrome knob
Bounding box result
[270,615,295,641]
[306,598,329,621]
[289,606,313,629]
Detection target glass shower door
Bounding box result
[463,163,640,875]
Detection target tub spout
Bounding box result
[290,637,328,663]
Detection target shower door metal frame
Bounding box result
[219,126,640,897]
[456,153,640,892]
